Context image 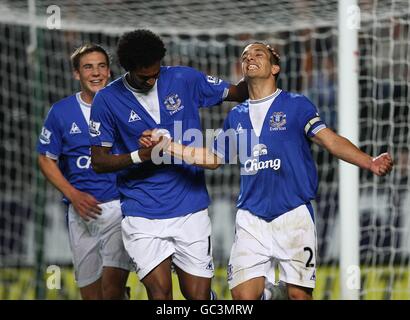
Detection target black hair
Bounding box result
[70,43,110,71]
[117,29,167,71]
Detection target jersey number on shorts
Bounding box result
[304,247,315,268]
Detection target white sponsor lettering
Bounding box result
[76,156,91,169]
[244,158,281,173]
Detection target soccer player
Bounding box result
[89,29,248,300]
[37,44,131,300]
[148,42,394,300]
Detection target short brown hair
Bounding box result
[70,43,110,71]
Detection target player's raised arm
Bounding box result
[310,127,393,176]
[140,129,223,170]
[167,142,223,170]
[225,78,249,102]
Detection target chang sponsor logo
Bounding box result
[252,144,267,157]
[76,156,91,169]
[244,158,281,173]
[243,144,281,173]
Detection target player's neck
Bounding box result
[248,79,277,101]
[80,91,94,105]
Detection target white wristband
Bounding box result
[130,150,142,164]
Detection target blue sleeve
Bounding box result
[191,68,230,108]
[298,96,327,138]
[212,114,237,163]
[90,92,116,147]
[36,106,63,159]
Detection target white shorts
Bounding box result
[68,199,132,288]
[228,204,317,290]
[122,209,214,280]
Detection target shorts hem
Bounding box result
[173,261,213,279]
[279,276,315,289]
[76,270,103,288]
[102,260,132,272]
[138,251,174,280]
[228,269,265,290]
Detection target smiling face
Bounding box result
[74,51,110,102]
[241,43,280,81]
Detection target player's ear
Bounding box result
[73,69,80,81]
[271,65,280,78]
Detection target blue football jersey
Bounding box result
[90,66,230,219]
[37,94,119,203]
[214,91,326,221]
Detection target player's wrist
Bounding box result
[65,186,80,202]
[130,150,142,164]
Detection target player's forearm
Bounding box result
[38,155,78,201]
[225,79,249,102]
[324,135,373,171]
[91,146,154,173]
[167,142,221,169]
[91,152,133,173]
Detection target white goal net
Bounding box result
[0,0,408,299]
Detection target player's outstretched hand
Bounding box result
[139,129,154,148]
[370,152,393,176]
[139,129,171,148]
[70,189,102,221]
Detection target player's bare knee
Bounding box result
[182,288,210,300]
[80,288,103,300]
[231,288,260,300]
[102,285,125,300]
[287,286,313,300]
[146,285,172,300]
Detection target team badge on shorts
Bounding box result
[270,112,287,131]
[164,94,184,115]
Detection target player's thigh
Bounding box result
[228,210,273,290]
[231,276,265,300]
[67,205,102,289]
[122,216,175,280]
[79,278,103,300]
[141,257,173,300]
[174,265,211,300]
[286,283,313,300]
[98,200,132,272]
[101,266,129,299]
[274,204,317,290]
[172,210,214,279]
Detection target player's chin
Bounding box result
[88,84,105,94]
[139,85,154,93]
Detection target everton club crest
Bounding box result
[269,112,287,131]
[164,93,184,115]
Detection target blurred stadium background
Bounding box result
[0,0,409,299]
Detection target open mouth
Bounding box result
[90,79,103,85]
